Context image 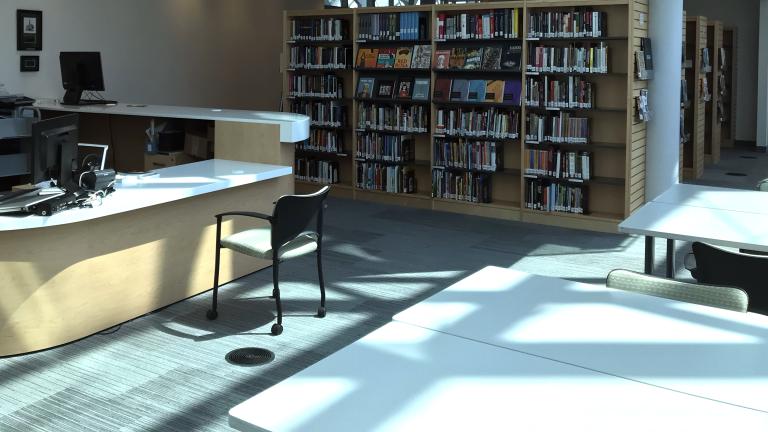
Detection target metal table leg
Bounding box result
[644,236,654,275]
[666,239,675,278]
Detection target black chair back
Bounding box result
[271,186,330,251]
[691,242,767,314]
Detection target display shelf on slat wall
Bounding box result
[683,16,706,180]
[284,0,649,233]
[704,20,722,165]
[680,10,687,182]
[721,26,736,148]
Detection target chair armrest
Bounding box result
[215,211,272,222]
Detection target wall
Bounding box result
[759,0,768,148]
[683,0,759,143]
[0,0,322,110]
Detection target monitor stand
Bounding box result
[62,89,83,106]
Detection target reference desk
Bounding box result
[0,160,292,357]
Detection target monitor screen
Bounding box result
[60,52,105,91]
[30,114,79,191]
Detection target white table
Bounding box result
[394,266,768,414]
[619,184,768,277]
[229,321,768,432]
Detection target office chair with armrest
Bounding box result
[688,242,767,314]
[207,186,331,336]
[606,269,748,312]
[758,178,768,192]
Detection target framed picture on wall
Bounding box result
[17,10,43,51]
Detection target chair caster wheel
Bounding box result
[206,309,218,320]
[271,323,283,336]
[317,307,326,318]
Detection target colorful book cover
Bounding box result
[376,48,396,68]
[363,49,379,68]
[412,77,431,100]
[376,80,395,98]
[410,45,432,69]
[449,48,467,69]
[463,48,483,70]
[450,79,469,101]
[396,77,415,99]
[356,77,376,98]
[394,47,413,68]
[485,80,504,103]
[503,80,522,105]
[434,49,451,69]
[467,80,487,102]
[433,78,452,101]
[500,42,522,71]
[481,46,502,70]
[356,49,372,68]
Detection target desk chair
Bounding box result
[207,186,330,336]
[758,178,768,192]
[739,179,768,256]
[606,270,748,312]
[687,242,767,314]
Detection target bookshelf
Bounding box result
[283,0,650,233]
[682,16,706,181]
[721,27,736,148]
[704,20,722,165]
[680,10,688,182]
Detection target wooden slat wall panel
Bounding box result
[626,0,648,215]
[680,11,686,181]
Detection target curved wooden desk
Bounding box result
[0,160,292,357]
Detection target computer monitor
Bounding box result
[30,114,80,192]
[60,52,105,105]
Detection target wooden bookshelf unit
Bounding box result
[683,16,706,181]
[721,27,736,149]
[704,20,722,165]
[284,0,650,233]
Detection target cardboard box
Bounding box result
[184,133,211,160]
[144,151,195,171]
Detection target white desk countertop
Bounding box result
[34,101,310,143]
[394,266,768,413]
[229,321,768,432]
[0,159,291,232]
[652,184,768,214]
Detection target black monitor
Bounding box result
[60,52,105,105]
[30,114,80,192]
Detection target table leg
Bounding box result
[644,236,654,275]
[666,239,675,279]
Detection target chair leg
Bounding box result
[271,259,283,336]
[206,242,222,320]
[316,246,326,318]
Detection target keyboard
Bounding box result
[0,187,39,203]
[78,99,118,106]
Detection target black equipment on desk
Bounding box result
[81,168,116,192]
[30,192,80,216]
[60,52,116,106]
[0,95,35,111]
[31,114,80,192]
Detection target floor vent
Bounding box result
[226,348,275,366]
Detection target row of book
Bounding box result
[357,163,417,194]
[435,9,521,40]
[525,112,590,144]
[289,18,348,42]
[290,100,347,128]
[296,130,344,154]
[356,77,430,101]
[432,170,492,203]
[357,103,429,133]
[527,44,609,74]
[434,78,521,105]
[289,46,352,69]
[355,133,414,162]
[525,179,587,214]
[524,76,595,109]
[356,46,432,69]
[288,74,343,99]
[524,149,592,180]
[435,107,520,139]
[357,12,428,41]
[295,158,340,185]
[433,139,503,173]
[527,10,608,39]
[434,44,521,71]
[701,48,712,72]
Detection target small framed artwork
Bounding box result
[376,80,395,98]
[20,56,40,72]
[17,10,43,51]
[395,78,414,100]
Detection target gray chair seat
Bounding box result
[221,228,318,260]
[607,269,749,313]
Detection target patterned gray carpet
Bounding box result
[0,195,709,432]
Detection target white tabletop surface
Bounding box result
[229,321,768,432]
[652,184,768,214]
[0,159,291,232]
[34,101,310,143]
[618,201,768,252]
[393,266,768,413]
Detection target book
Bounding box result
[641,38,654,72]
[434,49,451,69]
[412,77,431,100]
[635,50,647,79]
[363,49,379,68]
[503,80,522,105]
[464,48,484,70]
[434,78,452,101]
[450,79,469,101]
[500,43,522,71]
[376,80,395,98]
[395,77,415,99]
[482,46,502,70]
[394,47,413,69]
[356,49,372,68]
[449,48,467,69]
[411,45,432,69]
[467,80,487,102]
[356,77,376,98]
[376,48,396,68]
[485,80,504,103]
